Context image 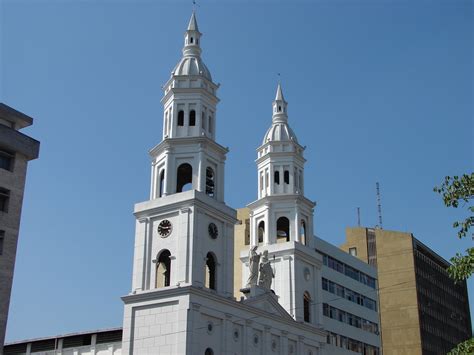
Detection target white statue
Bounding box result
[246,246,261,288]
[258,250,274,289]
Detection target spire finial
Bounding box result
[187,10,199,32]
[275,82,285,102]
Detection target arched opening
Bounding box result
[201,112,206,129]
[190,37,194,44]
[205,252,216,290]
[304,292,311,322]
[204,349,214,355]
[208,115,213,133]
[258,221,265,243]
[276,217,290,242]
[156,250,171,288]
[189,110,196,126]
[284,170,290,184]
[205,167,215,197]
[274,171,280,185]
[278,105,281,112]
[178,110,184,126]
[176,163,193,192]
[159,169,165,197]
[300,220,307,245]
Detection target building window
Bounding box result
[208,115,213,133]
[276,217,290,242]
[205,252,216,290]
[0,149,14,171]
[0,188,10,212]
[190,37,194,44]
[204,349,214,355]
[0,230,4,255]
[258,221,265,243]
[304,292,311,322]
[349,247,357,256]
[178,110,184,126]
[274,171,280,185]
[176,163,192,192]
[159,169,165,197]
[300,220,306,245]
[201,112,206,129]
[205,167,215,197]
[156,250,171,288]
[284,170,289,184]
[189,110,196,126]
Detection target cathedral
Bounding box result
[121,11,327,354]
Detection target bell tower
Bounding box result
[122,14,237,353]
[242,84,323,326]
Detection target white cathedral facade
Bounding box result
[121,12,329,355]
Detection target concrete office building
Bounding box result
[341,227,472,355]
[0,104,40,353]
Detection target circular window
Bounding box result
[208,223,218,239]
[233,329,239,341]
[304,268,311,281]
[207,321,213,334]
[271,340,277,351]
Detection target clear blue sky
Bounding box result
[1,0,472,342]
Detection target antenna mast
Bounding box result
[376,182,383,229]
[357,207,361,227]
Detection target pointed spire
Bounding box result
[187,11,199,32]
[275,83,285,102]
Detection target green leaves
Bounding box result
[447,337,474,355]
[447,248,474,283]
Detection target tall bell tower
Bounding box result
[122,13,237,354]
[242,84,323,326]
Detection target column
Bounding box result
[179,207,191,284]
[281,331,288,355]
[294,208,300,243]
[197,147,205,192]
[223,314,232,354]
[164,149,172,196]
[264,207,270,245]
[297,336,305,355]
[264,325,271,354]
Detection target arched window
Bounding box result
[304,292,311,322]
[159,169,165,197]
[201,112,206,129]
[276,217,290,242]
[177,163,193,192]
[208,115,213,133]
[156,250,171,288]
[284,170,290,184]
[205,252,216,290]
[189,110,196,126]
[300,220,307,245]
[274,171,280,185]
[299,171,303,191]
[178,110,184,126]
[190,37,194,44]
[205,167,215,197]
[278,105,282,112]
[258,221,265,243]
[204,349,214,355]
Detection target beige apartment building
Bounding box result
[341,227,471,355]
[0,104,40,353]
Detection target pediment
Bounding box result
[242,292,294,320]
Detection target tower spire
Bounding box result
[272,83,288,123]
[183,12,202,57]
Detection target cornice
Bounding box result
[149,136,229,158]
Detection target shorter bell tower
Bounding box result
[242,84,323,327]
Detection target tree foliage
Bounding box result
[447,338,474,355]
[434,173,473,281]
[434,173,473,354]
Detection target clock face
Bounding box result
[158,219,172,238]
[208,223,218,239]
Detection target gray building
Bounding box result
[0,103,40,353]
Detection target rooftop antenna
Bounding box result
[357,207,361,227]
[376,182,383,229]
